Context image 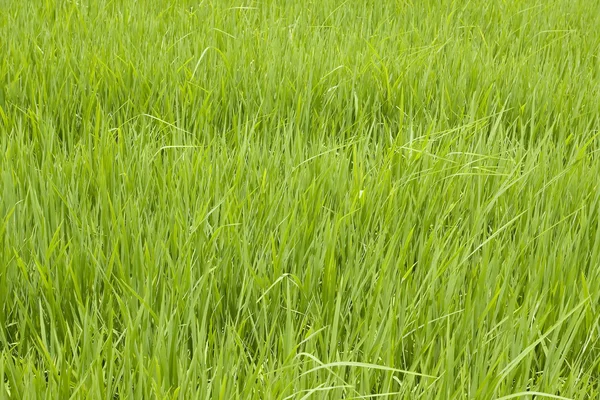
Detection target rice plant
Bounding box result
[1,0,600,398]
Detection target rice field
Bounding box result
[1,0,600,398]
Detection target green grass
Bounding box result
[1,0,600,398]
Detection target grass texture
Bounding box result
[1,0,600,398]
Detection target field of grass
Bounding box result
[1,0,600,398]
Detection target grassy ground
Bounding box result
[1,0,600,398]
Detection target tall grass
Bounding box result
[1,0,600,398]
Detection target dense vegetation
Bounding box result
[1,0,600,398]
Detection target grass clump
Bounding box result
[1,0,600,398]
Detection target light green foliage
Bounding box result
[1,0,600,398]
